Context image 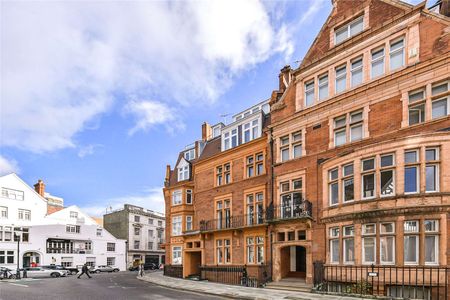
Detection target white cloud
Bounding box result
[79,187,165,217]
[298,0,326,26]
[77,144,103,158]
[0,155,20,175]
[2,1,295,153]
[124,100,183,136]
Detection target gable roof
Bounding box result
[299,0,414,70]
[45,205,99,226]
[0,173,48,204]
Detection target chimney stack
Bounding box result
[202,122,212,141]
[34,179,45,197]
[164,165,171,186]
[278,65,292,92]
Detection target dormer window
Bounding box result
[178,165,189,181]
[184,149,195,161]
[243,119,259,143]
[212,126,221,138]
[334,15,364,45]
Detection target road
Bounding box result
[0,271,225,300]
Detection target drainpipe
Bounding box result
[269,127,274,281]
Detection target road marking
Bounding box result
[8,283,29,288]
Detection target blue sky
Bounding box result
[1,0,422,215]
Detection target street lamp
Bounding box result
[13,227,23,280]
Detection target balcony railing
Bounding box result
[199,213,265,232]
[199,200,312,232]
[266,201,313,221]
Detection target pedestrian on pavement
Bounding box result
[139,263,144,277]
[78,263,91,279]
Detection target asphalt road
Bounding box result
[0,271,225,300]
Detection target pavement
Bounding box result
[0,271,225,300]
[137,272,364,300]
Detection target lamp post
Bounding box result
[13,227,22,280]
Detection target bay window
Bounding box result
[172,190,182,205]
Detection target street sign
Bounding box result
[368,272,378,277]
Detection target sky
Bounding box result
[0,0,423,216]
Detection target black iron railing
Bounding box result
[313,262,449,299]
[266,200,313,221]
[199,264,271,287]
[199,214,265,232]
[164,264,183,278]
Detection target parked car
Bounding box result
[42,265,77,275]
[91,265,119,273]
[128,263,159,271]
[24,267,67,278]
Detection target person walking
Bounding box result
[77,264,91,279]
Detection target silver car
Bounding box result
[25,267,67,278]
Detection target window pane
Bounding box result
[362,158,375,171]
[404,151,418,163]
[432,99,447,119]
[409,104,425,125]
[431,82,448,95]
[335,130,346,146]
[425,236,437,263]
[404,167,418,193]
[350,17,363,35]
[351,68,363,87]
[335,27,348,44]
[330,183,339,205]
[334,116,346,128]
[426,165,437,192]
[343,164,354,176]
[335,66,347,93]
[331,239,339,262]
[344,239,354,262]
[426,149,437,161]
[381,223,394,234]
[362,173,375,198]
[350,124,363,142]
[381,154,394,167]
[381,170,394,196]
[281,148,289,162]
[293,144,302,158]
[408,90,425,103]
[343,178,354,202]
[390,51,404,70]
[404,236,418,263]
[424,220,438,232]
[319,77,329,100]
[363,238,375,263]
[380,236,394,263]
[330,169,339,180]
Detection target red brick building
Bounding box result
[164,0,449,297]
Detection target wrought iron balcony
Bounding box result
[199,213,265,232]
[265,200,312,222]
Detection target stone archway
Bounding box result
[23,251,41,268]
[273,243,313,284]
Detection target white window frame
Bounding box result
[172,216,182,236]
[186,189,193,204]
[334,15,364,45]
[362,236,376,265]
[318,73,329,101]
[172,246,182,265]
[371,47,385,79]
[335,65,347,94]
[304,80,315,107]
[351,56,363,87]
[172,190,182,205]
[184,149,195,161]
[186,216,193,231]
[389,37,405,71]
[178,165,189,181]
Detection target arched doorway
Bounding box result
[280,245,306,279]
[23,252,41,268]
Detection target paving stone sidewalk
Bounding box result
[137,272,363,300]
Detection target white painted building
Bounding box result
[0,173,126,270]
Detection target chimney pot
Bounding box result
[202,122,212,141]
